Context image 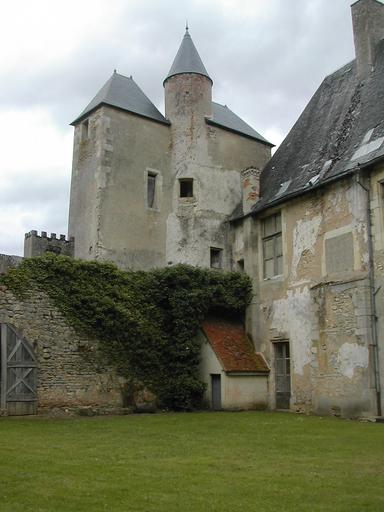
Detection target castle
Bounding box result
[1,0,384,418]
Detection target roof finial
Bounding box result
[186,20,189,32]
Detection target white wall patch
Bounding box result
[338,343,369,379]
[291,215,322,280]
[271,286,313,376]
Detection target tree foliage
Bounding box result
[1,255,252,409]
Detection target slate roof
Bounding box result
[251,39,384,215]
[202,319,270,374]
[164,28,211,84]
[71,72,169,126]
[207,103,273,146]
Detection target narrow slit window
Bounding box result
[147,173,156,208]
[81,119,89,140]
[210,247,223,269]
[179,178,193,198]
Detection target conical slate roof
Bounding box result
[164,28,212,84]
[71,72,169,125]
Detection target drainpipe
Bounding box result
[356,171,382,416]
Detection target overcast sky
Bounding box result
[1,0,357,256]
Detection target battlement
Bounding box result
[24,231,75,258]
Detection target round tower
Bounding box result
[164,27,213,170]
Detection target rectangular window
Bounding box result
[81,119,89,140]
[262,212,282,278]
[179,178,193,198]
[210,247,223,269]
[147,173,156,209]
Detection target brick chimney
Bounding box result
[351,0,384,79]
[241,167,261,215]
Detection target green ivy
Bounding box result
[1,255,252,410]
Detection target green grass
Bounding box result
[0,412,383,512]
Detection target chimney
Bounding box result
[351,0,384,79]
[241,168,261,215]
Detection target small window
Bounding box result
[147,173,157,208]
[262,212,282,278]
[179,178,193,198]
[81,119,89,140]
[210,247,223,269]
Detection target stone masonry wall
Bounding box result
[0,285,124,413]
[0,254,23,275]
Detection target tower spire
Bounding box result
[164,27,212,84]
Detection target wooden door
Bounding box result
[0,324,38,415]
[211,374,221,410]
[274,341,291,410]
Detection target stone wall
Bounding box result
[0,285,124,414]
[0,254,23,275]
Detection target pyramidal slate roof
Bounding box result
[208,102,273,146]
[250,39,384,215]
[71,72,169,125]
[164,28,211,83]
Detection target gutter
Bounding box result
[356,171,382,417]
[225,371,269,376]
[233,152,384,223]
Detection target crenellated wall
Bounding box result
[24,230,74,258]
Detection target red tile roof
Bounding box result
[202,319,269,374]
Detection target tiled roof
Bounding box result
[252,39,384,214]
[164,28,211,83]
[202,319,269,373]
[71,72,169,126]
[208,103,273,146]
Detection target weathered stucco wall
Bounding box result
[0,285,124,413]
[199,332,268,410]
[68,108,104,261]
[69,106,171,270]
[240,176,378,417]
[165,73,271,269]
[369,162,384,415]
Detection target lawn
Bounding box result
[0,412,383,512]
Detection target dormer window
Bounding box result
[179,178,193,198]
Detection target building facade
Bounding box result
[68,28,272,271]
[233,0,384,417]
[1,0,384,418]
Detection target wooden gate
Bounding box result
[0,324,38,415]
[274,341,291,410]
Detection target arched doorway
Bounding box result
[0,324,38,415]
